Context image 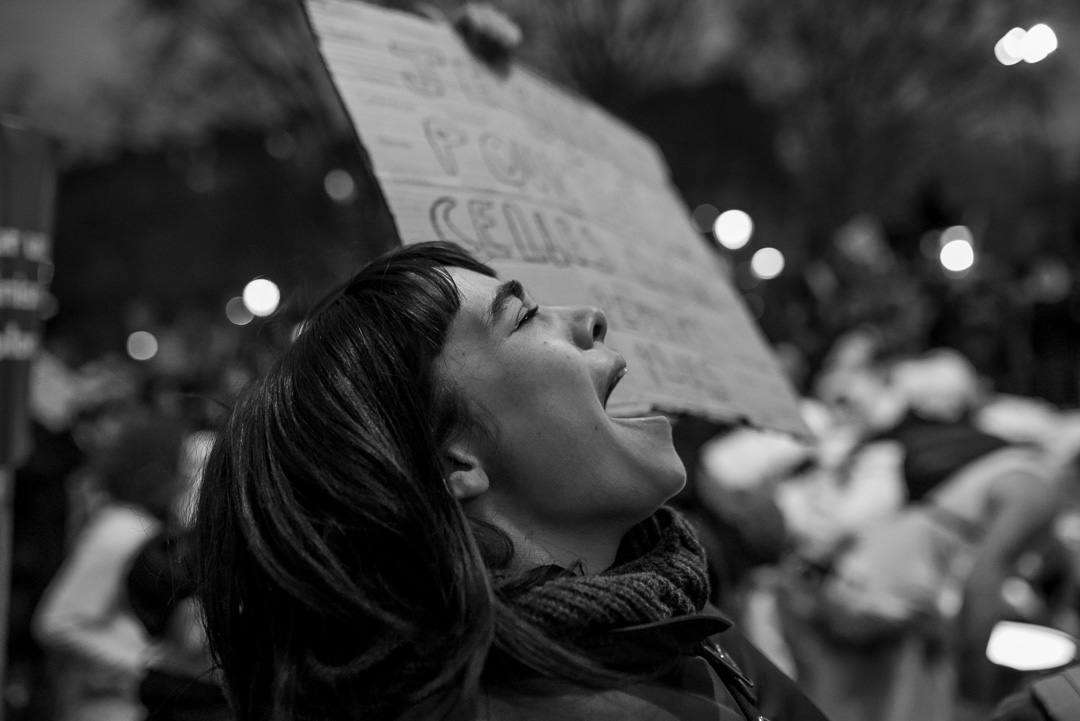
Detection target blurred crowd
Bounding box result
[3,317,268,721]
[674,341,1080,721]
[751,214,1080,410]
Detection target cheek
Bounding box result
[493,346,591,407]
[485,390,605,480]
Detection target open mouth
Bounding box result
[603,363,628,409]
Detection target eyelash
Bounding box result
[517,306,540,329]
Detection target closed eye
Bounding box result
[516,305,539,330]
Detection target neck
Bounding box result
[513,531,619,575]
[477,505,631,575]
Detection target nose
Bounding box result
[570,306,608,347]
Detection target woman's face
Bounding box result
[437,268,685,537]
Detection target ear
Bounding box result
[443,439,489,502]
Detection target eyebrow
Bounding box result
[488,279,524,327]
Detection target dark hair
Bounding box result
[193,242,627,721]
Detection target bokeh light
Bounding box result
[691,204,719,233]
[324,169,357,203]
[940,239,975,272]
[1023,24,1058,63]
[243,278,281,317]
[225,296,254,325]
[750,247,785,279]
[714,209,754,250]
[987,620,1077,671]
[995,24,1058,65]
[995,28,1028,65]
[127,331,158,361]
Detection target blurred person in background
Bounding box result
[126,429,229,721]
[984,425,1080,721]
[678,343,829,677]
[33,410,189,721]
[691,399,828,680]
[5,346,144,719]
[5,352,86,720]
[774,348,1060,721]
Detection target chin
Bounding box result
[638,456,688,511]
[659,462,689,502]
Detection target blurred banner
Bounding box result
[302,0,807,436]
[0,117,57,467]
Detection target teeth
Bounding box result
[604,366,627,408]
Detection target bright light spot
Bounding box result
[243,279,281,317]
[750,247,785,279]
[997,24,1059,65]
[1023,24,1058,63]
[987,621,1077,671]
[691,204,719,233]
[995,27,1027,65]
[714,209,754,250]
[291,323,306,342]
[225,296,254,326]
[127,331,158,361]
[940,239,975,272]
[324,169,357,204]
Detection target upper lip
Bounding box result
[602,356,628,408]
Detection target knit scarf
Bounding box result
[504,506,711,650]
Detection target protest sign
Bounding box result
[0,118,56,467]
[303,0,807,436]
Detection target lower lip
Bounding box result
[609,413,671,429]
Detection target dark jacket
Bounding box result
[477,607,828,720]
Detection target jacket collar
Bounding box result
[595,607,732,660]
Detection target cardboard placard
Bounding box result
[0,118,56,467]
[303,0,807,436]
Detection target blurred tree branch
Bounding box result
[364,0,736,112]
[117,0,350,150]
[731,0,1080,244]
[7,0,1073,254]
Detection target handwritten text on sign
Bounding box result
[304,0,806,435]
[0,228,51,361]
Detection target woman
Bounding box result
[193,241,827,720]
